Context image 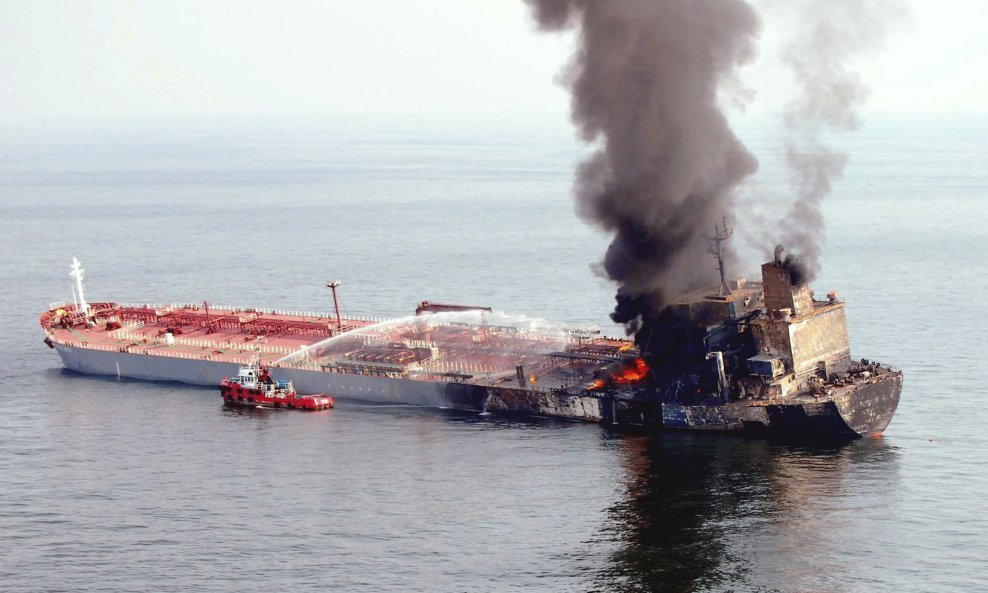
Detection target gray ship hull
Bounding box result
[55,342,242,386]
[55,343,456,407]
[52,343,605,421]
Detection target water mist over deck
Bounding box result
[277,310,601,381]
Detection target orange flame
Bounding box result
[611,358,650,384]
[588,358,650,392]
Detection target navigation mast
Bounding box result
[704,218,733,296]
[69,257,89,315]
[326,280,343,330]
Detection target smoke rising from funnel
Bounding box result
[776,0,903,284]
[525,0,761,330]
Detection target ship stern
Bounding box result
[832,369,903,437]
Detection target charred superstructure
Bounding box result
[617,245,902,438]
[749,250,851,397]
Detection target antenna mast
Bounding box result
[326,280,343,330]
[703,218,733,296]
[69,257,89,314]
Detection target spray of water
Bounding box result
[278,310,579,366]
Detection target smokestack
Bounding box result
[525,0,760,330]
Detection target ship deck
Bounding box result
[41,302,633,393]
[41,302,383,367]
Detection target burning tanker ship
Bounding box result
[607,240,902,438]
[41,249,900,438]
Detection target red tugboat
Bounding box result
[221,359,334,410]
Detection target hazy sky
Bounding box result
[1,0,984,117]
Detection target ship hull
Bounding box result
[647,370,902,439]
[831,372,903,436]
[53,342,489,411]
[52,343,607,421]
[219,382,334,411]
[53,342,899,436]
[55,342,242,386]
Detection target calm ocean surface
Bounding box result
[1,113,986,592]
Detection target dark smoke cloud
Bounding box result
[776,0,904,283]
[525,0,761,329]
[527,0,900,326]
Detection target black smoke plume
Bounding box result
[525,0,761,330]
[776,0,903,283]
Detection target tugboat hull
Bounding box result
[220,377,335,411]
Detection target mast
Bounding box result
[69,257,89,314]
[703,218,733,296]
[326,280,342,330]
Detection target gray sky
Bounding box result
[1,0,984,117]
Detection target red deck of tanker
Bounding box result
[39,263,629,421]
[40,301,383,368]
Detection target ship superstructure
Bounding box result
[623,242,902,437]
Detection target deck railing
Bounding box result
[118,302,392,325]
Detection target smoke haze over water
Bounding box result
[526,0,900,328]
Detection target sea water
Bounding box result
[1,113,986,592]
